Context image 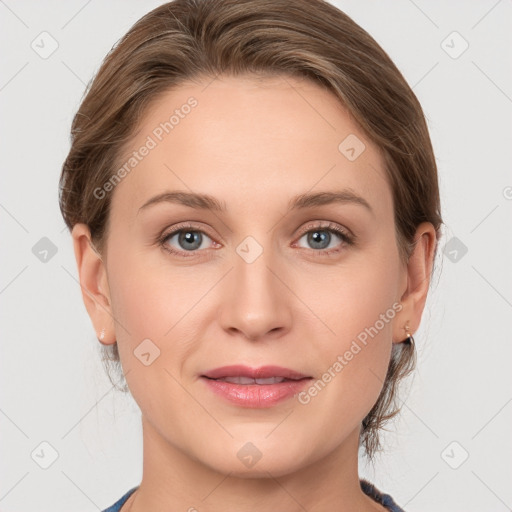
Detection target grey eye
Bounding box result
[165,230,213,251]
[297,229,342,250]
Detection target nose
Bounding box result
[217,240,292,342]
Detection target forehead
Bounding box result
[110,74,392,220]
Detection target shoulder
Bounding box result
[101,486,138,512]
[360,478,407,512]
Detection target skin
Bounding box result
[72,74,436,512]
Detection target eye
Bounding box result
[158,221,354,258]
[159,223,217,256]
[294,222,354,254]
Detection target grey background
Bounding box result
[1,1,511,510]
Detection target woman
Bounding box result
[59,0,442,510]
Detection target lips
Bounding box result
[201,365,310,383]
[200,365,312,408]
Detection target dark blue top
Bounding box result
[102,486,138,512]
[102,479,405,511]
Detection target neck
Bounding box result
[125,416,386,512]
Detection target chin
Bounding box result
[197,441,311,479]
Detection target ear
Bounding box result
[393,222,437,344]
[71,223,116,345]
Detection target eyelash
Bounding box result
[157,221,354,258]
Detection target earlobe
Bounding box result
[393,222,437,344]
[71,223,116,345]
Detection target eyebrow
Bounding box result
[137,189,373,215]
[288,190,373,214]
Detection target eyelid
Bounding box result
[294,220,353,241]
[158,220,354,257]
[160,222,218,243]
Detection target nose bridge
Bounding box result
[219,234,291,339]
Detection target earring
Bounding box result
[403,324,415,346]
[98,328,105,341]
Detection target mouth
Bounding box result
[201,364,312,382]
[202,375,308,385]
[200,365,312,408]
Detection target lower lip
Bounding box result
[201,377,311,408]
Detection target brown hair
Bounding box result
[59,0,442,461]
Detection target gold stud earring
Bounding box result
[403,324,414,346]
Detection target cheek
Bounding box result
[105,245,222,391]
[106,245,201,338]
[306,243,402,397]
[105,249,203,412]
[304,244,401,345]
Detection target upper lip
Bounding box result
[201,365,311,380]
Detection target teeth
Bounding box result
[256,377,286,384]
[216,376,287,384]
[222,376,255,385]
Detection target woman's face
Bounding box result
[75,74,426,477]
